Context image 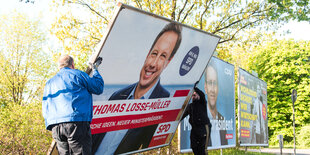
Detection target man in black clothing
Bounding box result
[182,87,211,155]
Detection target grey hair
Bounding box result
[58,55,74,69]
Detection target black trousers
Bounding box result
[191,134,206,155]
[52,122,91,155]
[190,125,210,155]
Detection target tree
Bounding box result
[0,11,55,154]
[248,39,310,145]
[0,12,54,105]
[49,0,278,70]
[268,0,310,22]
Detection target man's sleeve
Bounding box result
[194,87,206,103]
[181,104,190,121]
[82,70,104,95]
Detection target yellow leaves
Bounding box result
[49,0,277,71]
[243,13,249,19]
[259,16,265,20]
[0,11,53,105]
[50,1,112,70]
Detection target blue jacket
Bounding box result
[42,67,104,130]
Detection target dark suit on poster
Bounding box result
[92,81,170,154]
[218,112,228,145]
[209,112,228,146]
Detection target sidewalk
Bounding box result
[247,148,310,155]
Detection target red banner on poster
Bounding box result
[91,109,180,134]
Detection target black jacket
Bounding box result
[182,87,211,136]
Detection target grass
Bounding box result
[181,148,274,155]
[209,148,273,155]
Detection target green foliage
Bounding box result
[128,0,274,43]
[50,0,113,70]
[0,102,52,154]
[248,39,310,145]
[297,124,310,147]
[268,0,310,22]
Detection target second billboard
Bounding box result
[179,57,236,152]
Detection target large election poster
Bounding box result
[88,3,220,155]
[238,68,268,146]
[179,57,236,152]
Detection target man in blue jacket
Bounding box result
[42,55,104,155]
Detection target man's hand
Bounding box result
[90,57,103,70]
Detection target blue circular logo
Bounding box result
[179,46,199,76]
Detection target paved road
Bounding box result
[247,148,310,155]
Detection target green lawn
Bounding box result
[181,148,273,155]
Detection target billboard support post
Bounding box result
[291,89,297,155]
[278,134,283,155]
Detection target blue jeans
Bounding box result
[52,122,91,155]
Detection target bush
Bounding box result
[269,127,295,146]
[297,124,310,148]
[0,102,52,154]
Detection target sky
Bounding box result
[0,0,309,42]
[278,21,310,41]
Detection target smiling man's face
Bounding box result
[138,31,178,89]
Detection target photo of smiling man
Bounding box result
[109,23,181,100]
[92,22,182,155]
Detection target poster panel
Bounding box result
[238,68,268,146]
[179,57,236,152]
[90,3,220,155]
